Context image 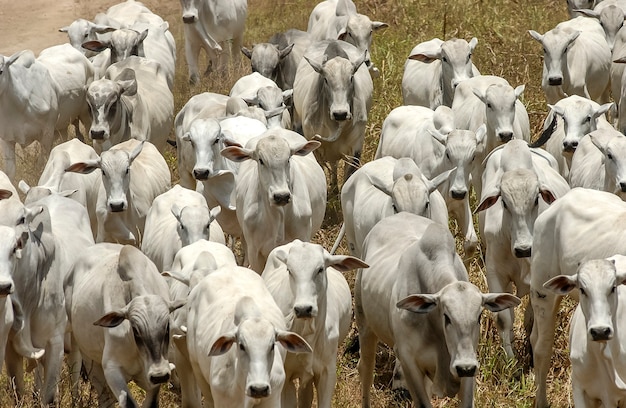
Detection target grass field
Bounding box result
[8,0,579,406]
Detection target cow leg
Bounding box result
[231,35,243,66]
[142,386,160,408]
[314,361,337,408]
[103,363,138,408]
[173,337,202,408]
[395,347,433,408]
[281,377,297,408]
[485,252,516,358]
[572,379,593,408]
[41,334,64,405]
[530,291,561,408]
[457,377,475,408]
[67,336,83,404]
[356,324,377,408]
[184,27,201,85]
[298,378,314,408]
[0,139,16,182]
[5,343,25,400]
[343,151,361,182]
[448,196,478,262]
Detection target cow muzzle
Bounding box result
[182,14,197,24]
[108,201,126,212]
[193,168,210,180]
[450,189,467,200]
[455,363,478,377]
[589,325,613,342]
[148,364,172,385]
[0,281,13,296]
[293,304,315,319]
[548,76,563,86]
[247,383,271,398]
[90,129,106,140]
[272,192,291,206]
[331,111,351,121]
[498,131,513,143]
[619,181,626,193]
[514,246,532,258]
[562,140,578,153]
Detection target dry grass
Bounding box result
[6,0,579,406]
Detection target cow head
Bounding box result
[209,296,311,398]
[171,204,221,246]
[0,225,21,297]
[242,43,294,84]
[182,118,223,181]
[60,19,115,55]
[397,281,520,378]
[82,29,149,63]
[271,240,367,320]
[576,6,624,51]
[473,83,524,145]
[66,141,144,213]
[529,27,581,87]
[221,134,320,207]
[544,257,626,342]
[589,131,626,199]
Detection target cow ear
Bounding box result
[539,188,557,205]
[94,25,116,34]
[171,203,183,223]
[23,205,44,225]
[94,310,127,327]
[304,55,324,74]
[325,254,369,272]
[279,43,295,59]
[0,189,12,200]
[138,29,149,43]
[428,129,448,146]
[282,89,293,106]
[209,333,236,356]
[276,331,312,354]
[408,48,441,63]
[594,102,614,120]
[59,189,78,198]
[543,275,578,295]
[574,8,600,18]
[221,146,253,162]
[82,40,109,53]
[528,30,544,43]
[18,180,30,195]
[548,104,565,118]
[475,124,487,146]
[209,205,221,222]
[427,167,456,194]
[128,141,145,164]
[162,270,190,286]
[514,85,525,99]
[221,131,242,148]
[482,293,521,313]
[65,159,101,174]
[59,26,69,33]
[241,46,253,59]
[589,133,611,154]
[353,51,367,74]
[119,78,138,97]
[469,37,479,52]
[474,193,500,213]
[471,88,489,106]
[372,21,388,31]
[291,140,321,156]
[396,294,438,314]
[168,299,186,313]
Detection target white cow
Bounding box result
[0,50,57,181]
[567,0,600,17]
[179,0,248,84]
[402,37,480,108]
[293,39,373,187]
[0,170,21,226]
[475,140,569,357]
[7,193,94,404]
[529,16,611,104]
[186,265,312,407]
[451,75,530,198]
[307,0,388,76]
[86,56,173,152]
[544,256,626,407]
[18,139,101,238]
[530,95,613,178]
[66,139,171,246]
[221,129,327,273]
[242,29,312,91]
[262,240,367,408]
[175,112,266,239]
[339,156,451,257]
[570,128,626,200]
[577,0,626,50]
[529,188,626,407]
[375,105,486,259]
[355,212,520,408]
[65,244,183,407]
[142,184,224,272]
[230,72,292,129]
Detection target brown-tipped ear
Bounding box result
[543,275,578,295]
[326,254,369,272]
[396,294,438,314]
[221,146,253,162]
[82,40,109,52]
[482,293,521,313]
[66,160,101,174]
[241,47,253,59]
[539,189,557,205]
[474,194,500,213]
[168,299,186,313]
[0,189,12,200]
[276,331,312,354]
[94,310,127,327]
[209,334,236,356]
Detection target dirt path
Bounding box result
[0,0,178,55]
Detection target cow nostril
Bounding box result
[248,384,270,398]
[0,282,13,296]
[514,247,532,258]
[294,305,314,318]
[109,202,125,212]
[456,364,477,377]
[273,193,291,206]
[590,327,612,341]
[90,130,105,140]
[563,141,578,152]
[182,16,196,24]
[193,169,210,180]
[620,182,626,193]
[450,190,467,200]
[548,77,563,86]
[332,111,348,121]
[499,132,513,143]
[150,373,170,385]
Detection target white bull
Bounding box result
[475,140,569,357]
[529,188,626,407]
[293,39,372,187]
[402,37,480,109]
[186,265,312,407]
[64,244,183,407]
[338,156,451,257]
[221,129,327,273]
[529,16,611,104]
[544,256,626,408]
[262,240,367,408]
[66,139,171,246]
[355,212,520,408]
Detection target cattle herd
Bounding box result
[3,0,626,406]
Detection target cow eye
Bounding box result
[580,288,586,296]
[213,138,219,145]
[125,167,129,175]
[612,286,617,294]
[442,57,448,63]
[425,201,429,209]
[486,103,492,109]
[446,152,450,160]
[444,314,451,326]
[608,153,614,161]
[258,158,265,166]
[239,343,246,352]
[502,200,508,210]
[16,216,25,225]
[534,196,539,206]
[543,48,547,54]
[317,267,324,275]
[585,116,591,123]
[102,170,107,177]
